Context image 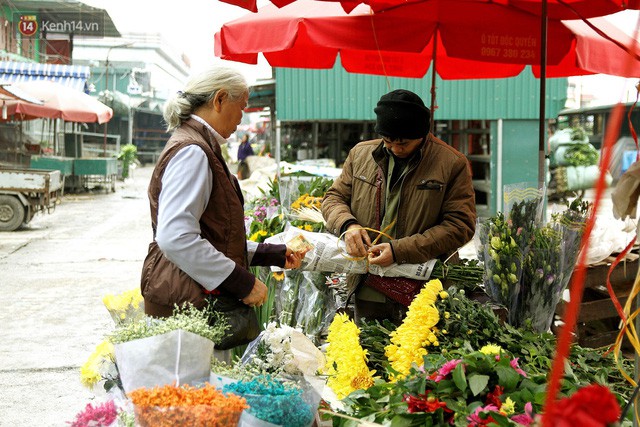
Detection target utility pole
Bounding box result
[103,42,134,157]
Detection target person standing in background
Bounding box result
[237,133,254,180]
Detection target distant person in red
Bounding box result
[237,133,254,180]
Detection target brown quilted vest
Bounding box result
[141,118,247,317]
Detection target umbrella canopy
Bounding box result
[220,0,636,17]
[2,80,113,124]
[0,84,44,104]
[215,0,640,79]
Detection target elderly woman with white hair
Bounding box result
[140,67,307,351]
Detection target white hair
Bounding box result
[163,66,248,131]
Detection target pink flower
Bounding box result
[434,359,463,382]
[467,404,500,426]
[511,402,535,426]
[510,357,527,377]
[69,400,117,427]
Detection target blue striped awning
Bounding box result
[0,61,90,92]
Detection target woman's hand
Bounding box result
[284,246,309,269]
[241,278,268,307]
[367,242,394,267]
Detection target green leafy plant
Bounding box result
[359,287,633,407]
[563,143,599,166]
[117,144,138,179]
[332,347,538,427]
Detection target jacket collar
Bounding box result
[372,134,431,166]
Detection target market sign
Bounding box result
[14,11,106,37]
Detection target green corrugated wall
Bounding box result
[275,59,567,121]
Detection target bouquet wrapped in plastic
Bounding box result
[223,374,322,427]
[110,304,227,393]
[513,199,589,331]
[276,269,337,343]
[476,183,589,332]
[476,183,545,323]
[128,383,247,427]
[240,322,326,377]
[102,288,145,327]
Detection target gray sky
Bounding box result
[83,0,273,82]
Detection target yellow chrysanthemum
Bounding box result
[501,397,516,416]
[80,363,102,388]
[303,224,313,232]
[103,288,143,312]
[324,313,377,399]
[384,279,444,380]
[272,272,285,281]
[480,344,503,355]
[80,339,114,389]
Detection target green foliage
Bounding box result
[431,259,484,293]
[335,349,536,426]
[359,288,633,408]
[295,176,334,197]
[117,144,138,179]
[570,126,588,142]
[108,302,227,345]
[563,143,599,167]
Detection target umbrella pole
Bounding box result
[538,0,548,186]
[430,31,438,133]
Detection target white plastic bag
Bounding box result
[115,329,213,393]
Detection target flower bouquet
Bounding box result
[80,338,121,393]
[513,199,589,331]
[102,288,145,327]
[240,322,326,377]
[110,303,227,393]
[69,400,118,427]
[223,374,320,427]
[476,183,589,332]
[129,383,247,427]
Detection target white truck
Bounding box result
[0,169,63,231]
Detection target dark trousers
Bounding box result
[354,296,408,326]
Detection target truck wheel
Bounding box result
[0,195,25,231]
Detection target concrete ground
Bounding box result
[0,165,153,426]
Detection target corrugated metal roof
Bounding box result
[275,61,567,122]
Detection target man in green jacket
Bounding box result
[321,89,477,323]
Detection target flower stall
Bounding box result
[69,176,639,426]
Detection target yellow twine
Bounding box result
[337,219,396,265]
[611,254,640,424]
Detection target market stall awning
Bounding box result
[0,61,91,92]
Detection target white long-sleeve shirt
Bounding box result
[155,115,260,292]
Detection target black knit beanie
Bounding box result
[374,89,430,139]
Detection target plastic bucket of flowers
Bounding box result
[129,383,248,427]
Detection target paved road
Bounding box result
[0,166,153,426]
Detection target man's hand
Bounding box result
[241,278,268,307]
[367,242,394,267]
[344,223,372,257]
